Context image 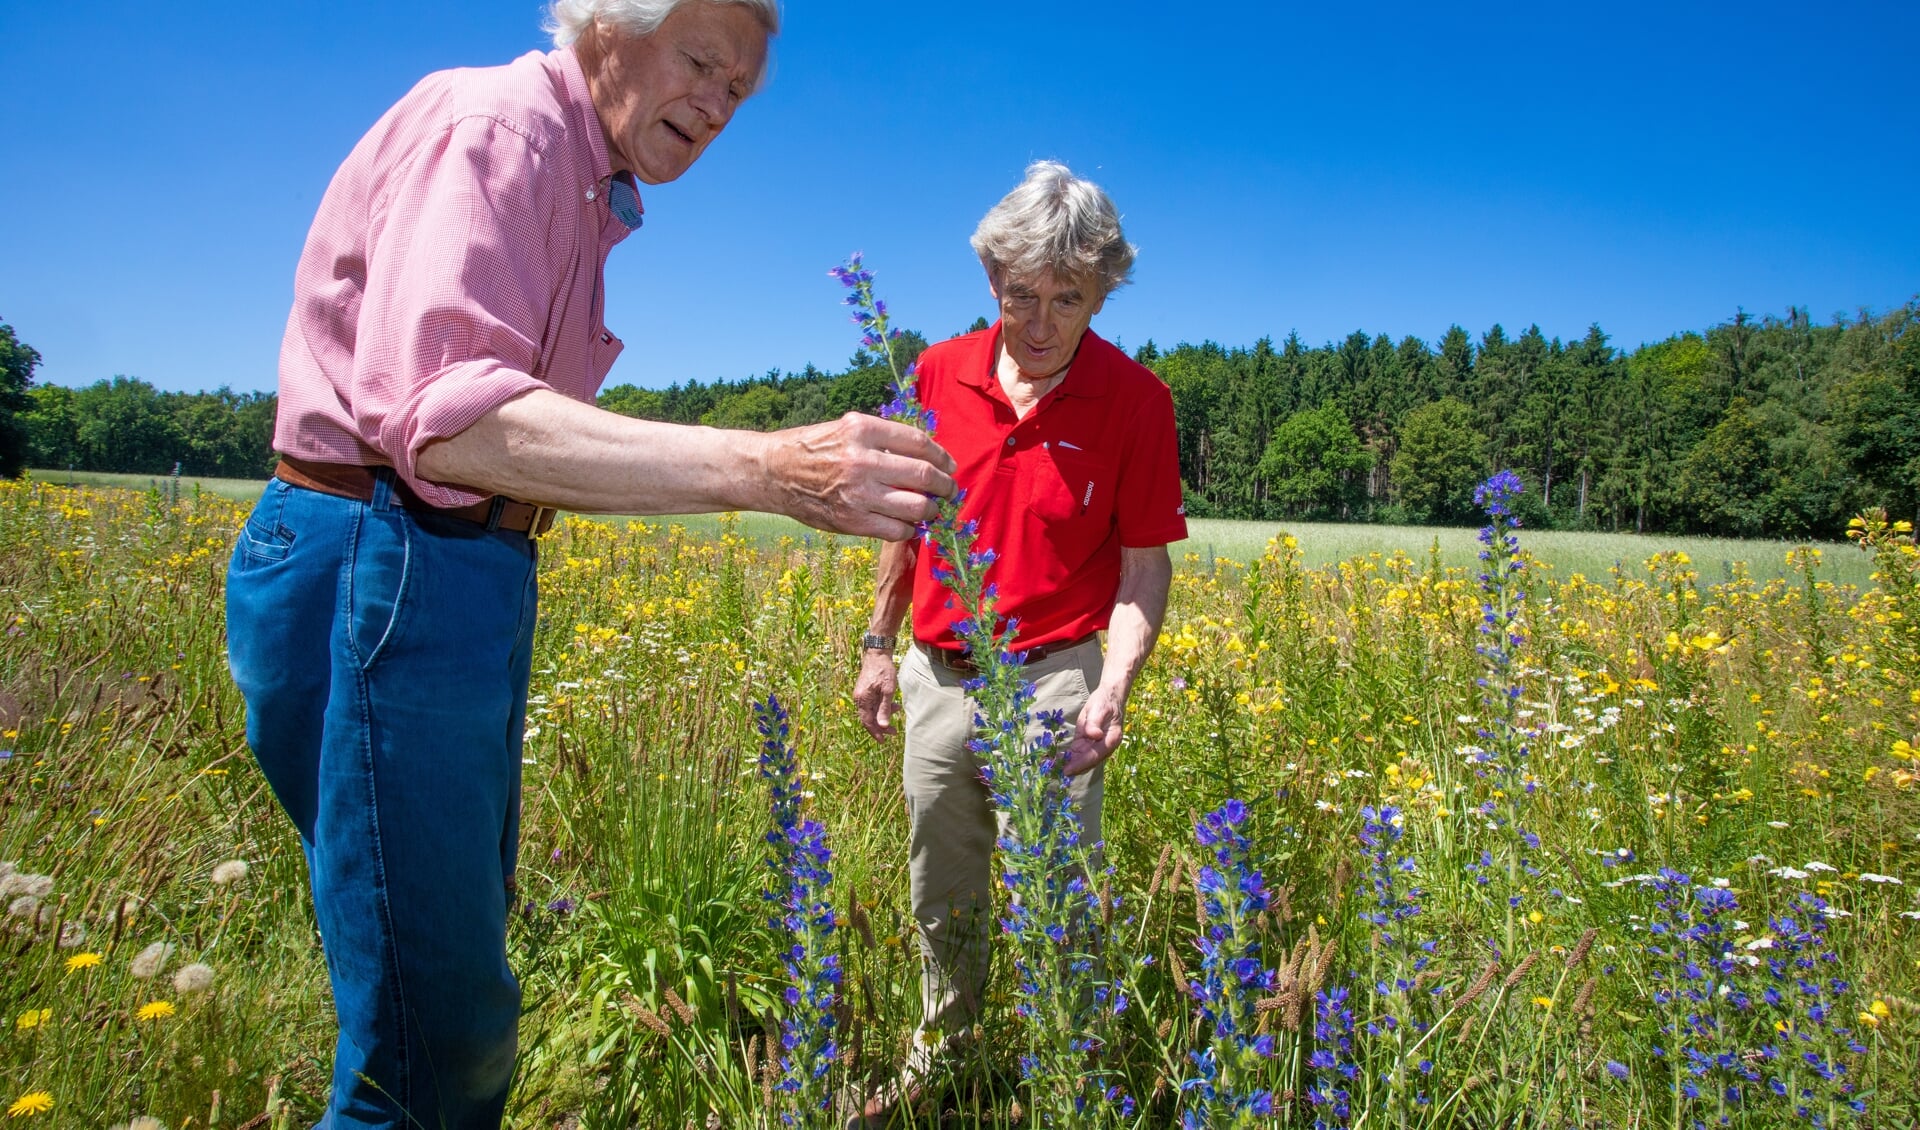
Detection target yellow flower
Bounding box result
[64,952,101,973]
[1531,996,1554,1009]
[6,1092,53,1117]
[135,1000,175,1021]
[1870,999,1892,1019]
[14,1010,50,1031]
[1527,910,1544,924]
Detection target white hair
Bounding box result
[971,161,1136,298]
[546,0,780,87]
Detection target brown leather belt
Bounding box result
[274,454,558,538]
[922,631,1098,675]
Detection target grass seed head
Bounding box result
[662,987,696,1026]
[1455,960,1501,1008]
[1501,951,1541,991]
[621,993,673,1038]
[1572,976,1598,1018]
[1566,928,1598,967]
[1146,845,1173,902]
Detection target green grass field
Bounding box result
[33,470,1871,590]
[2,478,1914,1127]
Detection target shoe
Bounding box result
[856,1051,944,1120]
[850,1074,928,1129]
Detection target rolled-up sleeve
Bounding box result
[350,114,562,506]
[1117,383,1189,548]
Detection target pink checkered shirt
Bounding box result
[273,47,638,508]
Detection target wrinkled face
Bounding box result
[583,2,768,185]
[991,267,1106,381]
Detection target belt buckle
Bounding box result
[528,505,556,538]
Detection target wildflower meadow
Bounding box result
[3,359,1919,1123]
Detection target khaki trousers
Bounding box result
[898,636,1105,1053]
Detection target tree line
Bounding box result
[2,319,279,481]
[4,303,1914,538]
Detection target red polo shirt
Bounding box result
[910,325,1188,651]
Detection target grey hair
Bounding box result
[971,161,1136,297]
[546,0,780,86]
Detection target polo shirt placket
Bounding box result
[909,325,1187,653]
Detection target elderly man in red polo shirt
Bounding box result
[853,160,1187,1107]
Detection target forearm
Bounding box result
[867,538,919,638]
[415,388,952,541]
[416,389,778,514]
[1097,546,1173,699]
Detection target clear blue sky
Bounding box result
[4,1,1916,395]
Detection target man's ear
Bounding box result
[984,266,1003,302]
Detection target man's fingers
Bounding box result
[866,418,956,475]
[871,449,955,500]
[853,514,921,543]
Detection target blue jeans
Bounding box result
[226,475,539,1129]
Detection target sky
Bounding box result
[3,1,1917,396]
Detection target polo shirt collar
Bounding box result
[961,323,1114,401]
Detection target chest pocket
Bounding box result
[1024,443,1112,527]
[592,327,625,386]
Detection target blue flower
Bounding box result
[753,694,841,1119]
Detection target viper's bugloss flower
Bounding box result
[754,694,841,1126]
[1182,799,1279,1129]
[1468,471,1542,956]
[831,254,1130,1124]
[1306,987,1359,1128]
[1625,872,1869,1122]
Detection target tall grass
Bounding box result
[1,480,1914,1127]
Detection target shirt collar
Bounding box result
[553,47,645,235]
[552,46,612,184]
[960,323,1113,401]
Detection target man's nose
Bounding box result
[689,79,731,129]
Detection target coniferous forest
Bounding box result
[5,302,1915,539]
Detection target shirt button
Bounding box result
[1006,437,1016,446]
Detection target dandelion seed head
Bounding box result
[129,942,174,979]
[209,860,248,886]
[171,963,215,995]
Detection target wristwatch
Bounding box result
[861,633,898,652]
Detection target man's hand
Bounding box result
[1063,681,1127,776]
[854,650,902,741]
[765,413,956,541]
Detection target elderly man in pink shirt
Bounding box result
[224,2,953,1126]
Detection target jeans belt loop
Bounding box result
[369,466,395,511]
[483,496,507,532]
